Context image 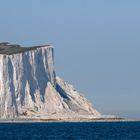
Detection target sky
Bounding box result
[0,0,140,119]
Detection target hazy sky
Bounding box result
[0,0,140,119]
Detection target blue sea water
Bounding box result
[0,122,140,140]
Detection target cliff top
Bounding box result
[0,42,51,55]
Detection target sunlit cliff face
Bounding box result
[0,43,101,119]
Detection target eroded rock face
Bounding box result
[0,43,101,118]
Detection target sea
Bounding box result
[0,122,140,140]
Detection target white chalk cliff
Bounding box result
[0,42,101,119]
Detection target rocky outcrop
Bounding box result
[0,43,101,119]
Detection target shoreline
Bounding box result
[0,118,139,123]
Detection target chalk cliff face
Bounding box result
[0,43,101,119]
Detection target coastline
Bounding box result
[0,117,139,123]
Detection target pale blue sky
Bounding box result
[0,0,140,119]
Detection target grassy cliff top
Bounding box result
[0,42,51,55]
